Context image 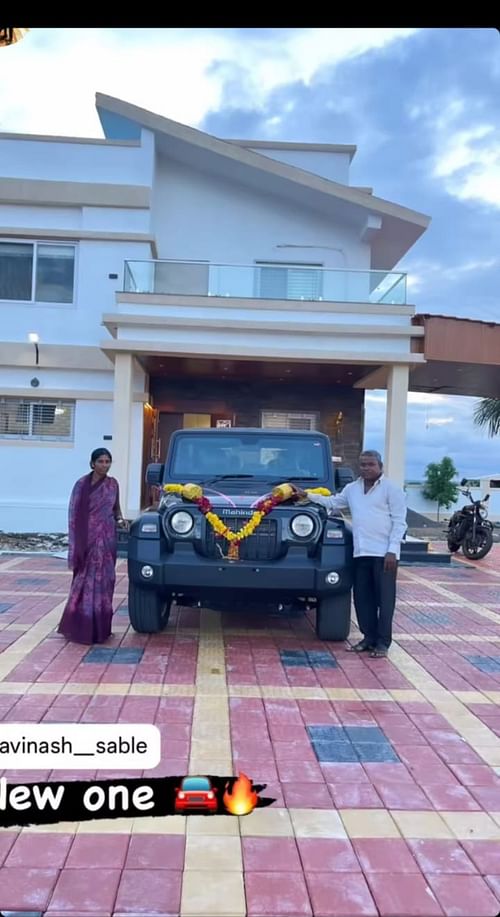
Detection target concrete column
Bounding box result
[384,364,409,486]
[112,353,134,517]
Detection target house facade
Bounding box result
[0,94,430,532]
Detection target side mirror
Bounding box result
[146,463,164,485]
[485,494,490,501]
[460,478,467,486]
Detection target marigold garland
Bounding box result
[163,481,331,548]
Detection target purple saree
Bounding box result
[58,473,119,644]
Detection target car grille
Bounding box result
[204,515,278,560]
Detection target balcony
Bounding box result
[122,260,407,306]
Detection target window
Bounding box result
[256,262,323,301]
[0,241,75,303]
[261,411,318,431]
[0,398,75,441]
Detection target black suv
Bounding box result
[127,428,355,641]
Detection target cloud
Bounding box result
[364,390,499,480]
[432,122,500,208]
[0,28,419,136]
[425,417,454,427]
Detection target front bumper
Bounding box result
[128,539,353,598]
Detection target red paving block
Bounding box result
[354,837,421,874]
[321,763,371,783]
[433,743,484,766]
[407,840,478,875]
[450,764,500,786]
[125,834,185,870]
[282,782,333,808]
[484,874,500,901]
[427,873,500,916]
[421,783,481,811]
[65,833,130,868]
[155,698,194,722]
[47,867,121,913]
[114,867,183,915]
[245,870,312,916]
[297,700,339,723]
[0,866,59,910]
[305,871,377,916]
[268,724,311,741]
[366,872,443,916]
[242,837,302,871]
[328,782,383,809]
[6,831,73,867]
[363,762,415,784]
[462,841,500,874]
[374,781,434,810]
[277,760,325,783]
[0,831,18,864]
[469,784,500,810]
[297,838,361,873]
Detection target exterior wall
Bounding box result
[0,130,155,186]
[1,399,113,533]
[245,148,352,184]
[150,378,364,472]
[152,158,368,272]
[0,235,153,347]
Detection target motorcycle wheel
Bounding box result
[462,528,494,560]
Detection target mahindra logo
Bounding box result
[219,509,252,517]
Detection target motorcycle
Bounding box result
[446,480,494,560]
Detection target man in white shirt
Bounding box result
[293,450,407,657]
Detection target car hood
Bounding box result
[165,489,323,513]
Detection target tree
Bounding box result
[473,398,500,438]
[422,456,459,521]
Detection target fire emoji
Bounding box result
[223,772,259,816]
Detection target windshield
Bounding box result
[181,777,211,791]
[168,432,330,482]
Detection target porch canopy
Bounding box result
[354,315,500,398]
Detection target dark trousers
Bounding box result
[353,556,398,649]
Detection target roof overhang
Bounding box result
[95,93,430,271]
[355,315,500,398]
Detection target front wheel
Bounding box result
[316,592,352,641]
[128,581,171,633]
[462,527,494,560]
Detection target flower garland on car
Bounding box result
[163,482,331,557]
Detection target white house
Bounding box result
[0,93,432,533]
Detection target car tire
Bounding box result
[128,581,171,633]
[316,592,352,641]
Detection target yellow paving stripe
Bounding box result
[0,806,497,840]
[181,609,245,916]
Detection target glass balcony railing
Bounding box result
[122,260,408,306]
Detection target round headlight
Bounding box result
[479,505,488,518]
[290,514,314,538]
[170,511,194,534]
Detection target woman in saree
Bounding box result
[58,448,126,644]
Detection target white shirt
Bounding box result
[307,474,407,559]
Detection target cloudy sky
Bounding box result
[1,28,498,480]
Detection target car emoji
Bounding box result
[174,776,218,813]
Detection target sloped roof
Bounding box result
[96,93,431,270]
